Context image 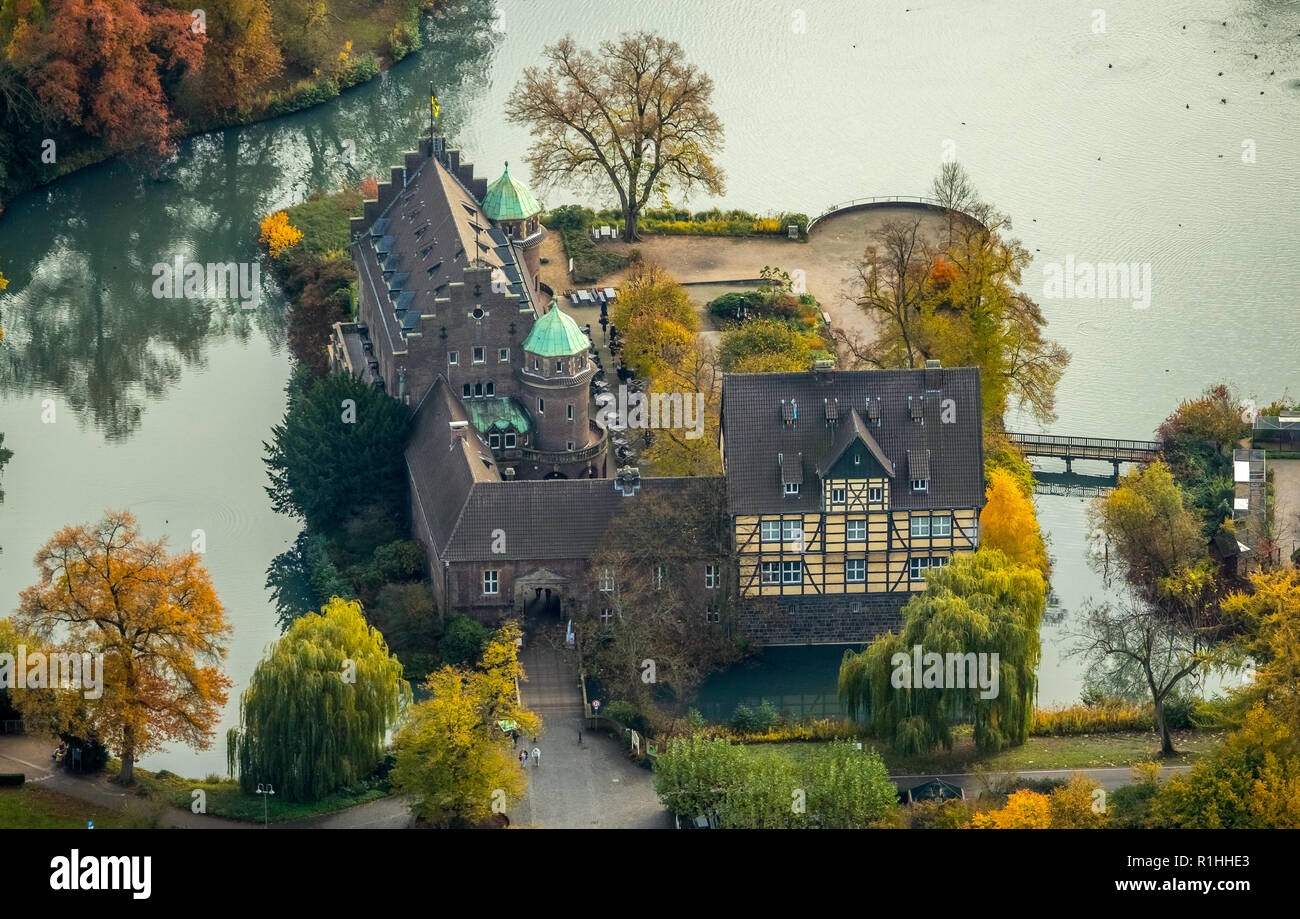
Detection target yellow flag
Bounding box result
[431,96,440,118]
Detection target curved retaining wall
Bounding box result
[806,196,982,235]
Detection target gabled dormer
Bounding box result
[817,409,894,512]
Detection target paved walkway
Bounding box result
[0,733,411,829]
[514,626,669,829]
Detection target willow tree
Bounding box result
[838,549,1046,755]
[227,597,410,802]
[15,511,232,785]
[505,31,726,240]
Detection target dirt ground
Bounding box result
[1270,458,1300,560]
[537,206,956,355]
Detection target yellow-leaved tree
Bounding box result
[259,211,304,259]
[980,467,1050,578]
[391,621,540,827]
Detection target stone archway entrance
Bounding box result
[514,567,569,622]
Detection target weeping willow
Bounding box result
[838,549,1045,755]
[227,598,411,802]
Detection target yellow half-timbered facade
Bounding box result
[721,362,985,644]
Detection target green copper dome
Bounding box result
[482,162,541,222]
[522,304,589,357]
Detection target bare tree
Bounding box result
[849,217,938,369]
[505,31,726,240]
[1072,594,1225,756]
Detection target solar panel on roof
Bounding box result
[824,399,839,422]
[370,218,390,237]
[377,235,396,254]
[502,266,521,284]
[488,228,508,246]
[402,310,420,331]
[383,254,403,273]
[394,291,416,312]
[388,272,410,292]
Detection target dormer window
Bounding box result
[504,432,517,449]
[784,482,800,496]
[489,433,500,449]
[911,478,929,493]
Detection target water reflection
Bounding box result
[0,1,501,439]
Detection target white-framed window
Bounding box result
[911,516,931,538]
[706,608,721,623]
[533,358,540,371]
[911,478,928,493]
[909,556,950,581]
[761,561,781,584]
[846,518,866,542]
[654,565,667,589]
[760,520,782,542]
[538,398,545,414]
[781,560,802,584]
[782,520,801,542]
[600,608,613,626]
[869,486,884,504]
[473,347,485,364]
[555,360,564,373]
[483,570,499,594]
[705,565,718,589]
[846,558,866,582]
[498,348,510,362]
[831,486,846,505]
[600,568,614,592]
[448,350,459,365]
[854,453,861,465]
[504,432,517,449]
[489,433,500,449]
[784,482,800,496]
[932,514,952,537]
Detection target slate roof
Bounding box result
[817,408,895,477]
[408,377,719,562]
[721,367,985,515]
[352,152,536,363]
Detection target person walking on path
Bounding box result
[577,720,583,744]
[532,747,541,767]
[519,749,528,769]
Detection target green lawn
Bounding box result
[751,729,1223,776]
[0,785,132,830]
[133,769,390,823]
[285,187,366,259]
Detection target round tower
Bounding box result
[482,162,546,291]
[517,305,602,476]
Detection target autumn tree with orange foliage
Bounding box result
[981,467,1050,578]
[6,0,206,158]
[13,511,232,785]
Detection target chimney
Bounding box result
[614,465,641,496]
[925,358,942,393]
[449,420,470,447]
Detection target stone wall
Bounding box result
[735,593,906,646]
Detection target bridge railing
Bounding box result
[998,431,1161,453]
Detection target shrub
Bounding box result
[1032,697,1152,736]
[604,700,653,735]
[440,615,491,667]
[730,700,780,734]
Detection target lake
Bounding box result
[0,0,1296,771]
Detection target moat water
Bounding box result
[0,0,1296,772]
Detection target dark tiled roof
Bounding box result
[907,448,930,481]
[817,408,894,477]
[444,476,720,562]
[721,367,985,515]
[408,377,719,562]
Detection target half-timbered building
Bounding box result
[720,361,986,645]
